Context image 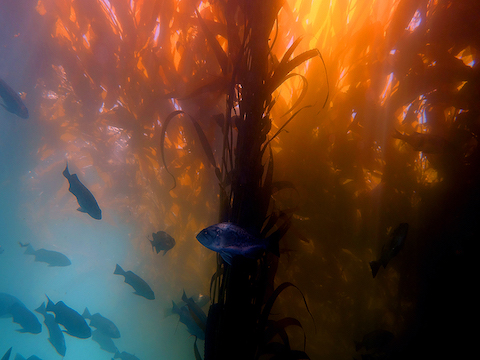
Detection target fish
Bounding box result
[82,308,120,338]
[149,231,176,255]
[370,223,409,278]
[63,163,102,220]
[23,244,71,267]
[196,222,280,265]
[18,242,30,247]
[1,348,11,360]
[113,264,155,300]
[181,290,207,330]
[35,302,66,357]
[112,351,140,360]
[171,300,205,340]
[393,129,450,153]
[355,329,394,351]
[8,302,42,334]
[92,329,118,353]
[164,293,210,318]
[0,78,29,119]
[45,296,91,338]
[0,293,42,334]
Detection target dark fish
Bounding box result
[181,290,207,331]
[35,302,66,357]
[24,244,71,267]
[1,348,11,360]
[196,222,280,265]
[370,223,409,278]
[8,302,42,334]
[0,78,29,119]
[82,308,120,338]
[171,301,205,340]
[18,242,30,248]
[92,329,118,353]
[164,293,209,318]
[112,351,140,360]
[113,264,155,300]
[149,231,175,255]
[45,296,91,338]
[63,163,102,220]
[0,293,41,334]
[355,329,394,351]
[393,129,450,153]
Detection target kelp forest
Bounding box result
[0,0,476,359]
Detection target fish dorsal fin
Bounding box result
[77,207,87,213]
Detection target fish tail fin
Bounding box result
[24,244,35,255]
[113,264,124,275]
[369,261,381,278]
[45,295,54,311]
[62,163,70,179]
[34,302,46,315]
[82,307,91,319]
[181,289,188,303]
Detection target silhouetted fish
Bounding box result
[171,300,205,340]
[45,296,91,338]
[18,242,30,248]
[82,308,120,338]
[63,163,102,220]
[149,231,175,255]
[164,293,209,318]
[196,222,280,265]
[0,293,41,334]
[1,348,12,360]
[35,302,66,357]
[114,264,155,300]
[24,244,71,267]
[370,223,409,278]
[113,351,140,360]
[0,78,28,119]
[92,329,118,353]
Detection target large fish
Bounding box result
[23,244,71,267]
[35,302,66,357]
[82,308,120,338]
[0,78,28,119]
[1,348,12,360]
[45,296,91,338]
[0,293,41,334]
[63,163,102,220]
[171,300,205,340]
[113,264,155,300]
[149,231,175,255]
[196,222,280,265]
[370,223,409,278]
[92,329,118,353]
[112,351,140,360]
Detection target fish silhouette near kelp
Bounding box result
[196,222,280,265]
[114,264,155,300]
[148,231,175,255]
[63,163,102,220]
[35,302,66,357]
[23,244,71,267]
[45,296,91,339]
[370,223,409,278]
[0,78,28,119]
[82,308,120,338]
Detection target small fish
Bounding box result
[63,163,102,220]
[355,329,394,351]
[92,329,118,353]
[113,264,155,300]
[171,301,205,340]
[370,223,409,278]
[164,293,209,318]
[82,308,120,338]
[45,296,91,339]
[18,242,30,248]
[393,129,450,153]
[196,222,280,265]
[0,78,29,119]
[24,244,71,267]
[149,231,176,255]
[112,351,140,360]
[8,302,42,334]
[1,348,11,360]
[35,302,66,357]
